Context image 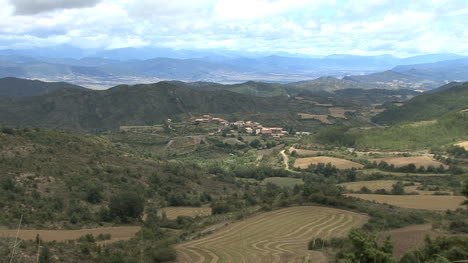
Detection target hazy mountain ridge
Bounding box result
[0,47,466,88]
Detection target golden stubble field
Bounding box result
[159,207,212,220]
[0,226,140,244]
[294,156,364,169]
[370,156,446,168]
[176,206,369,263]
[456,141,468,150]
[345,194,465,210]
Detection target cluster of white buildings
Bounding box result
[194,115,288,137]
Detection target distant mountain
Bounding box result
[392,58,468,81]
[373,82,468,124]
[0,77,86,97]
[343,70,444,90]
[0,49,465,87]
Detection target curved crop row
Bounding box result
[176,206,368,263]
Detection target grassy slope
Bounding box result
[356,111,468,150]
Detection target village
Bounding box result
[194,115,290,137]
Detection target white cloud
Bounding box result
[0,0,467,56]
[10,0,101,15]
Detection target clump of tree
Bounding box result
[107,192,144,223]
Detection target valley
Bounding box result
[0,78,467,263]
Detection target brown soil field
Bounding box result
[298,113,332,124]
[339,180,452,195]
[176,206,368,263]
[295,156,364,169]
[377,224,444,258]
[0,226,140,243]
[456,141,468,150]
[370,156,447,168]
[345,194,465,210]
[159,207,212,220]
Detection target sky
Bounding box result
[0,0,467,56]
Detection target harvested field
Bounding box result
[370,156,447,168]
[159,207,212,220]
[339,180,404,192]
[456,141,468,150]
[298,113,332,124]
[176,206,368,263]
[264,177,304,187]
[0,226,140,243]
[289,147,320,156]
[346,194,465,210]
[339,180,452,195]
[329,108,355,119]
[295,156,364,169]
[377,224,452,258]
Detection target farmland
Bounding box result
[377,224,446,258]
[0,226,140,243]
[294,156,364,169]
[370,156,446,168]
[338,180,452,195]
[456,141,468,150]
[264,177,304,187]
[176,206,368,263]
[346,194,465,210]
[159,207,213,220]
[339,180,406,192]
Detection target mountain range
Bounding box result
[0,45,467,88]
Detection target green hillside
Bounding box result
[0,82,310,132]
[0,77,85,97]
[357,111,468,150]
[373,82,468,124]
[0,127,233,228]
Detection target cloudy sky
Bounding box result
[0,0,467,56]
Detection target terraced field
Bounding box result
[159,207,212,220]
[294,156,364,169]
[176,206,368,263]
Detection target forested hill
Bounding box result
[373,82,468,124]
[0,77,85,97]
[0,82,310,132]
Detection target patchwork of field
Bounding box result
[294,156,364,169]
[338,180,452,195]
[346,194,465,210]
[456,141,468,150]
[377,224,446,258]
[176,206,369,263]
[370,156,446,168]
[159,207,212,220]
[0,226,140,243]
